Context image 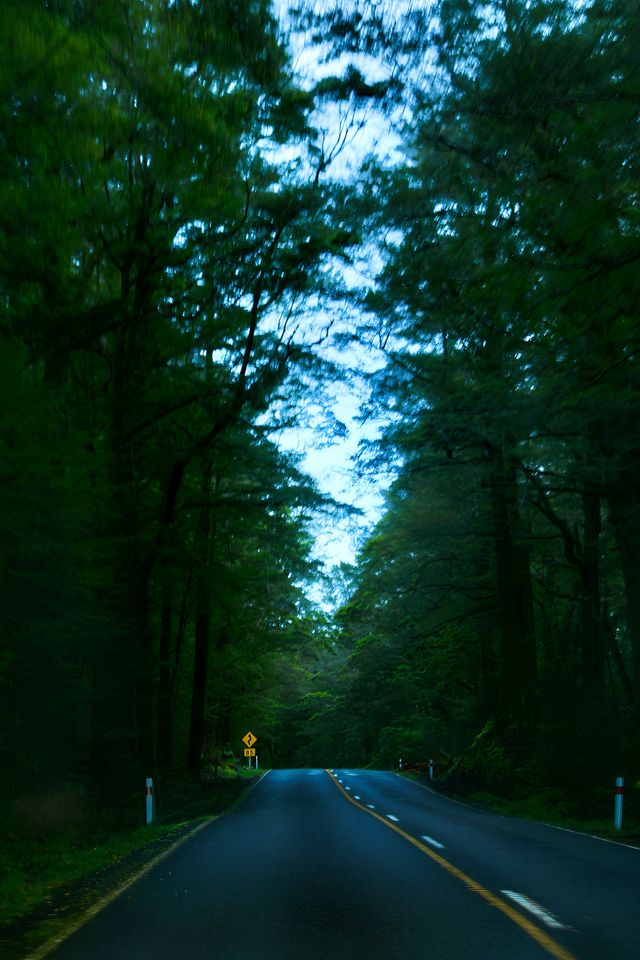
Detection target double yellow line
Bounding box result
[325,770,577,960]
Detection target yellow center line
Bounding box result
[325,769,578,960]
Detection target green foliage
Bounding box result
[302,0,640,807]
[1,0,358,825]
[4,0,640,882]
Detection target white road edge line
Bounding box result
[500,890,566,930]
[421,835,445,849]
[538,819,640,850]
[386,814,400,822]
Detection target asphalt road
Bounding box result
[37,769,639,960]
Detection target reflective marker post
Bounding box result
[429,758,434,782]
[145,777,155,825]
[614,777,624,830]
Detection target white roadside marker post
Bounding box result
[399,757,403,770]
[429,758,434,782]
[145,777,155,825]
[614,776,624,830]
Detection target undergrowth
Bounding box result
[0,767,261,925]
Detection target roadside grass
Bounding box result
[0,821,187,923]
[0,768,263,926]
[464,788,640,845]
[399,771,640,846]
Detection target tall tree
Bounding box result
[0,0,357,803]
[324,0,640,790]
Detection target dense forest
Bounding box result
[2,0,640,840]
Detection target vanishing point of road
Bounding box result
[30,769,639,959]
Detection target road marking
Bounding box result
[386,814,399,822]
[366,804,375,809]
[325,770,577,960]
[345,786,351,791]
[538,819,640,850]
[422,835,445,849]
[354,795,361,800]
[501,891,566,930]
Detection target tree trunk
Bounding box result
[135,556,155,772]
[473,539,499,718]
[579,491,604,702]
[608,474,640,701]
[187,458,214,778]
[157,575,173,768]
[212,627,232,752]
[488,445,537,729]
[187,575,211,778]
[606,445,640,703]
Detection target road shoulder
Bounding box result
[0,772,269,960]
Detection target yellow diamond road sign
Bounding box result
[242,731,257,748]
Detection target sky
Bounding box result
[277,337,388,572]
[271,2,405,578]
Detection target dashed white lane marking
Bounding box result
[386,814,399,822]
[421,835,445,849]
[354,795,361,800]
[501,891,566,930]
[326,771,576,960]
[345,786,351,791]
[367,804,375,809]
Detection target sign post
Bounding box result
[242,731,258,769]
[428,758,434,782]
